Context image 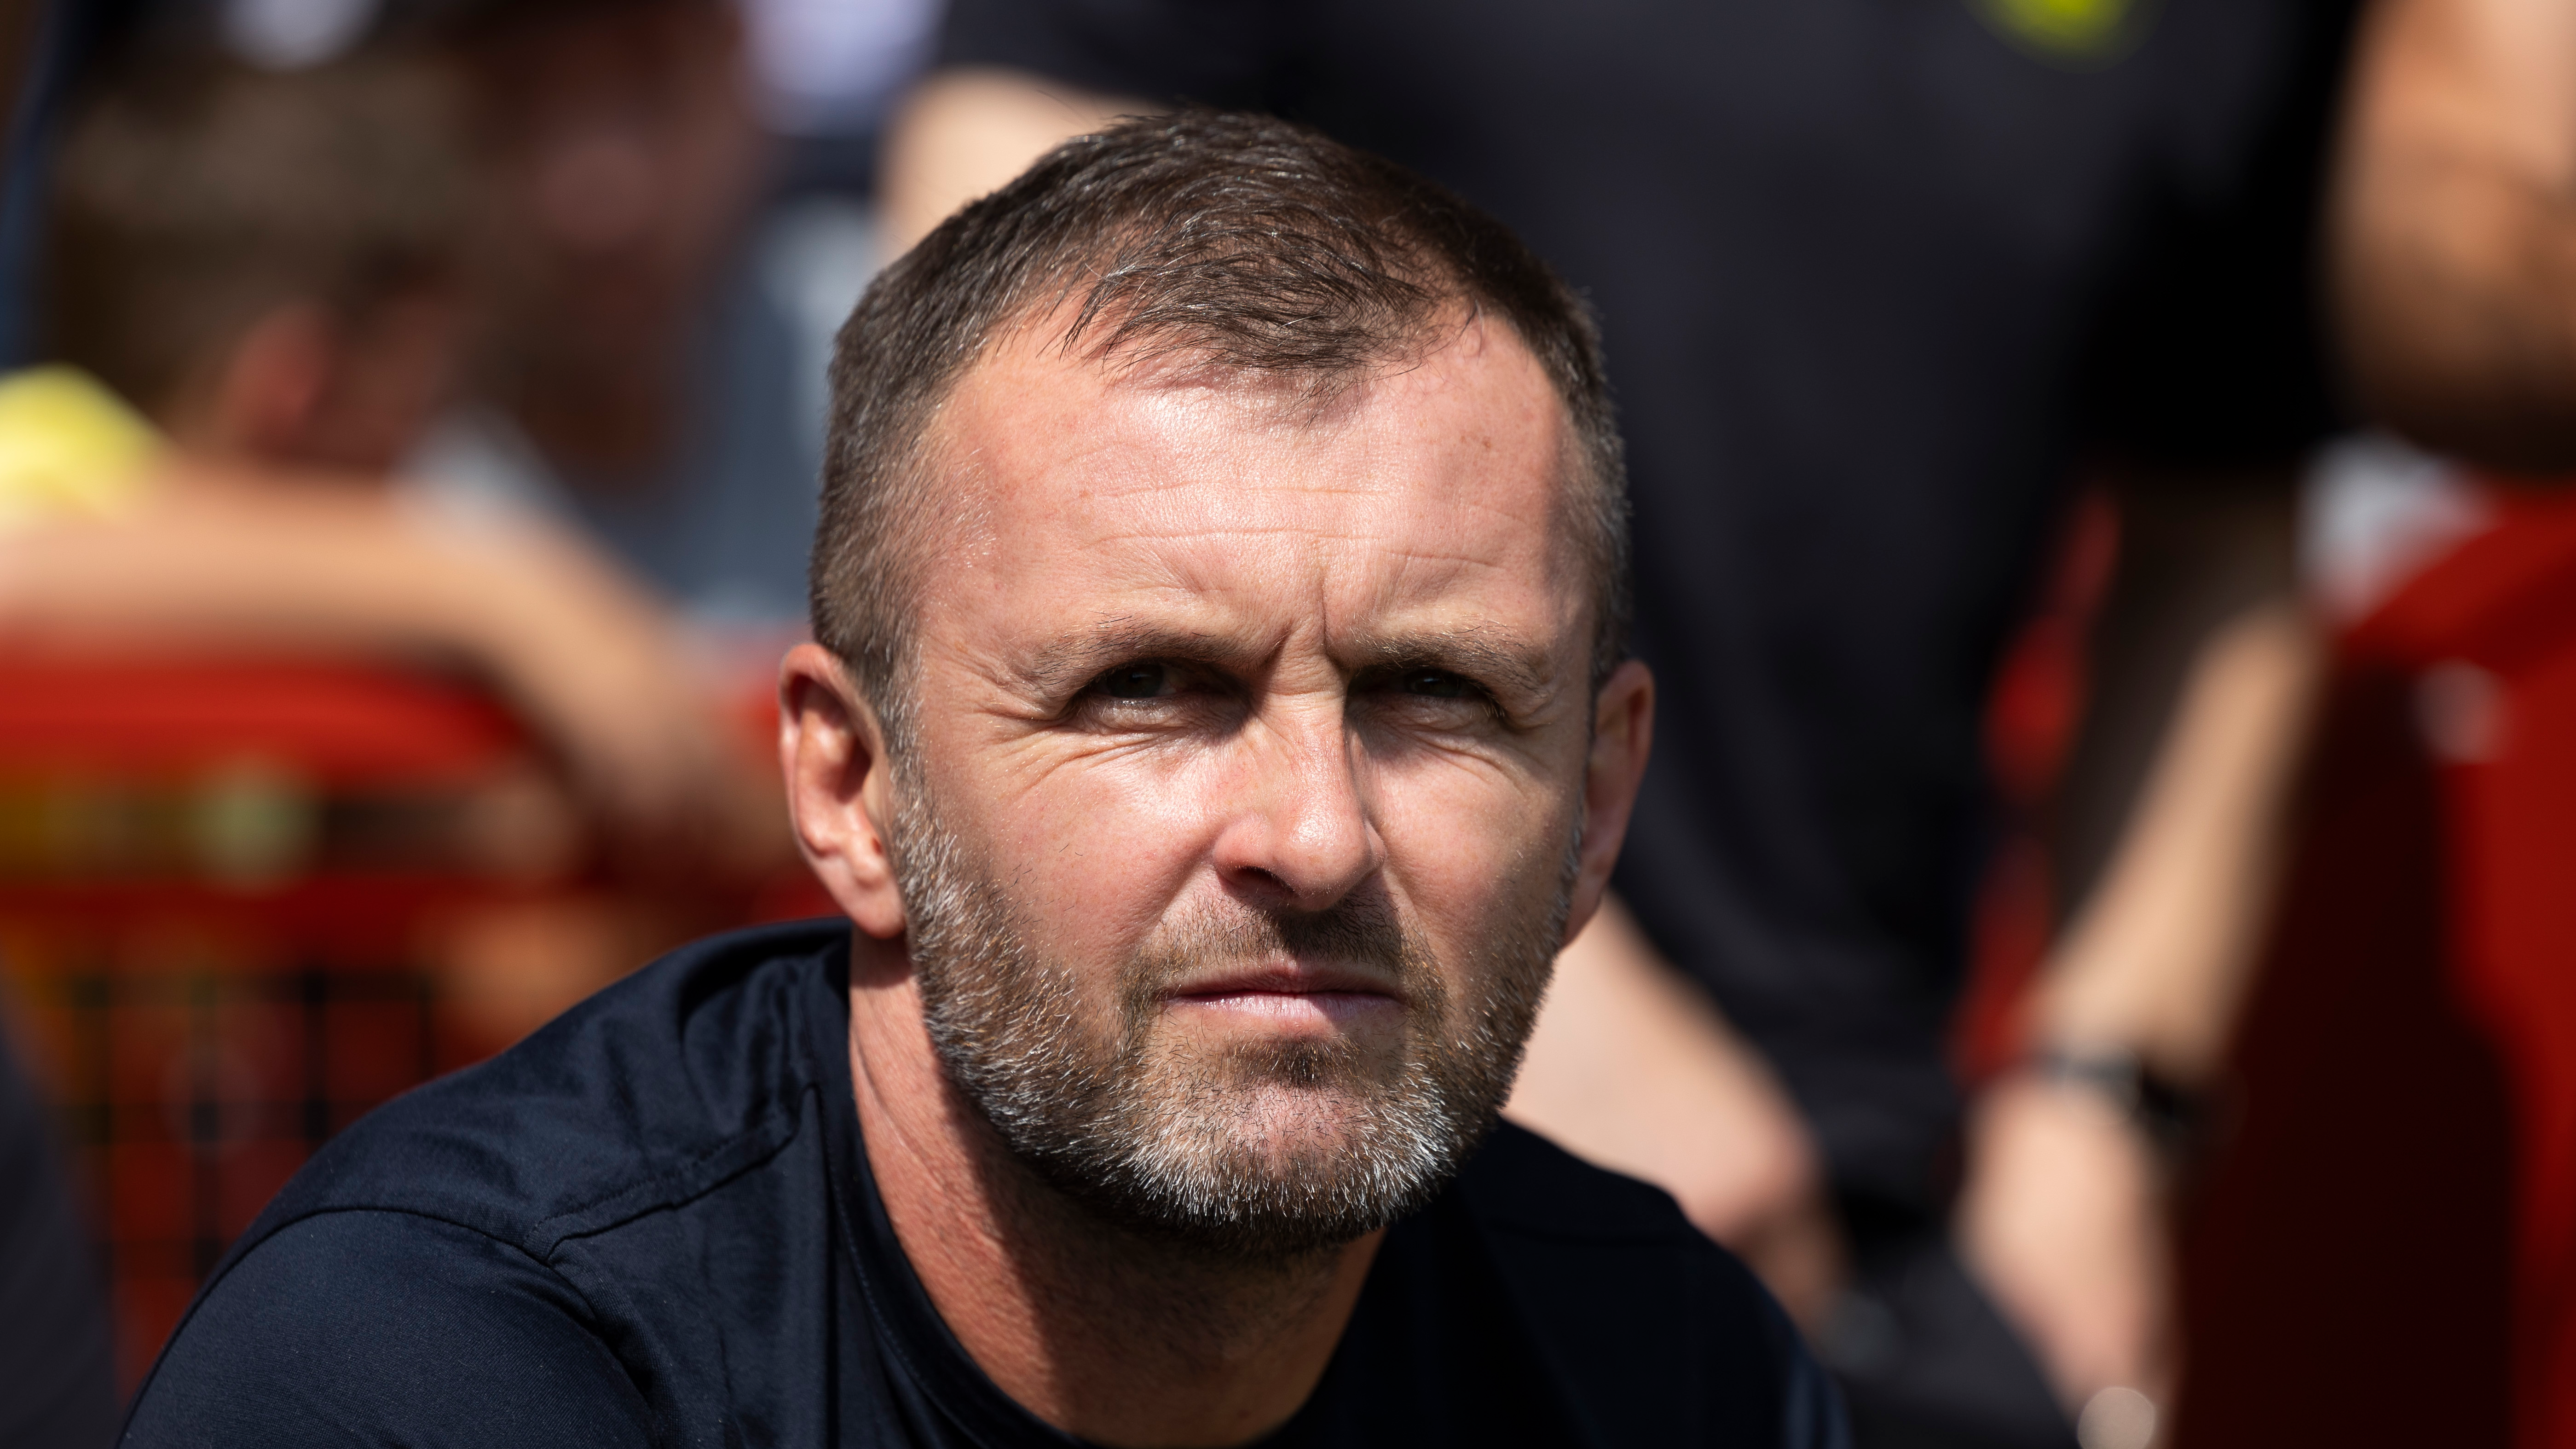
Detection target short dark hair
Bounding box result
[41,56,468,416]
[811,110,1629,745]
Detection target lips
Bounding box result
[1161,963,1408,1006]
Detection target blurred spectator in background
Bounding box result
[0,1026,115,1449]
[2322,1,2576,1441]
[0,54,782,888]
[0,17,854,1378]
[5,0,942,675]
[6,0,921,655]
[2336,0,2576,468]
[878,4,2355,1445]
[395,0,870,659]
[0,0,926,1153]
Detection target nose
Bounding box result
[1210,696,1381,911]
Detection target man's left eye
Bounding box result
[1095,662,1174,699]
[1399,670,1472,699]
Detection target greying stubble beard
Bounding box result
[887,774,1578,1263]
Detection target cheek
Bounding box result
[949,739,1235,964]
[1372,756,1578,962]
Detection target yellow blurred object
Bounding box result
[1975,0,2146,64]
[0,366,159,530]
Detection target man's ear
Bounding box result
[1561,658,1654,947]
[779,642,908,939]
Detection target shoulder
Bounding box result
[244,920,849,1259]
[1452,1119,1721,1246]
[125,1210,651,1448]
[124,922,855,1446]
[1449,1123,1848,1449]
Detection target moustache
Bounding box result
[1121,889,1433,1005]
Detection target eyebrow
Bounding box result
[1345,629,1559,706]
[1011,622,1258,701]
[1012,618,1562,708]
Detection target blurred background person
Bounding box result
[876,4,2357,1445]
[393,0,810,649]
[0,0,935,1383]
[387,0,934,670]
[1,52,780,887]
[10,0,937,658]
[2312,1,2576,1442]
[2336,0,2576,467]
[0,14,844,1382]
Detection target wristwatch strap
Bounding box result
[2023,1046,2211,1157]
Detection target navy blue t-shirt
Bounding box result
[0,1020,117,1449]
[122,921,1842,1448]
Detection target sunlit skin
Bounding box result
[780,307,1652,1447]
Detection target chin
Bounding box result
[1217,1084,1387,1161]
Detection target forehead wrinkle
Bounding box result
[958,332,1564,544]
[1069,512,1565,675]
[958,484,1570,684]
[936,286,1585,651]
[1069,478,1553,575]
[1369,529,1569,618]
[1077,476,1403,516]
[974,347,1548,509]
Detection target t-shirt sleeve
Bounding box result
[937,0,1288,110]
[122,1211,652,1449]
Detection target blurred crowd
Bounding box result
[1,0,2574,1445]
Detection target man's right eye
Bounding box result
[1094,662,1173,699]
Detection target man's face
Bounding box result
[880,315,1608,1255]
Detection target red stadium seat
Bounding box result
[0,655,611,1384]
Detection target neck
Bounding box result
[845,932,1380,1448]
